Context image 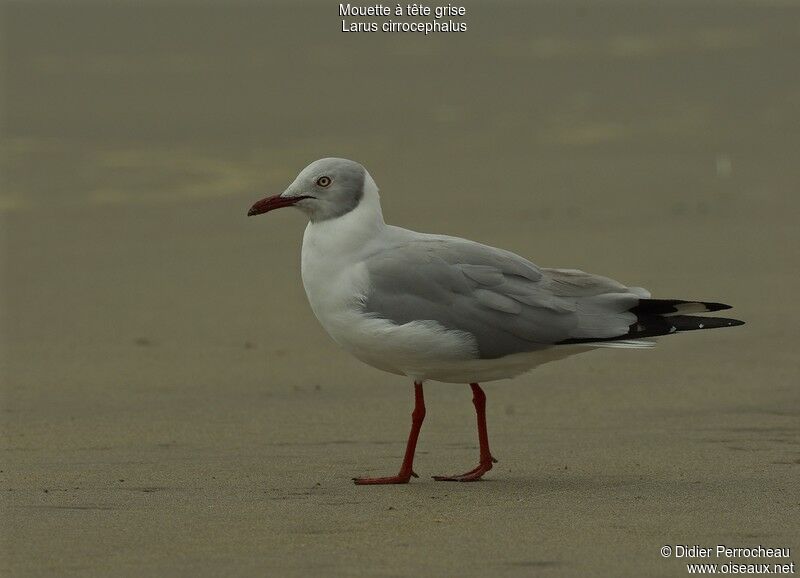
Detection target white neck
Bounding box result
[302,170,386,261]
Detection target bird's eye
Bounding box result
[316,176,332,188]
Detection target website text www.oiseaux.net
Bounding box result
[660,545,794,575]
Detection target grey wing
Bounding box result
[361,238,644,359]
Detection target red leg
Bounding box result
[354,382,426,485]
[433,383,497,482]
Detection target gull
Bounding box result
[247,158,744,484]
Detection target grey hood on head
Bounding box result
[248,158,368,222]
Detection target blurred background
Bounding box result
[2,1,799,576]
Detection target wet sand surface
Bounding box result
[2,2,799,576]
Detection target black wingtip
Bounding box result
[558,314,744,345]
[630,299,734,316]
[670,315,745,331]
[704,302,733,312]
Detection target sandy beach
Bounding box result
[2,2,798,576]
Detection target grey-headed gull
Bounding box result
[247,158,744,484]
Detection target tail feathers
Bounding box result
[630,299,732,317]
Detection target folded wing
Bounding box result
[361,237,644,359]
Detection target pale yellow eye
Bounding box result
[316,176,332,187]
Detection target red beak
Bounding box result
[247,195,311,216]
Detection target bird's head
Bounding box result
[248,158,373,222]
